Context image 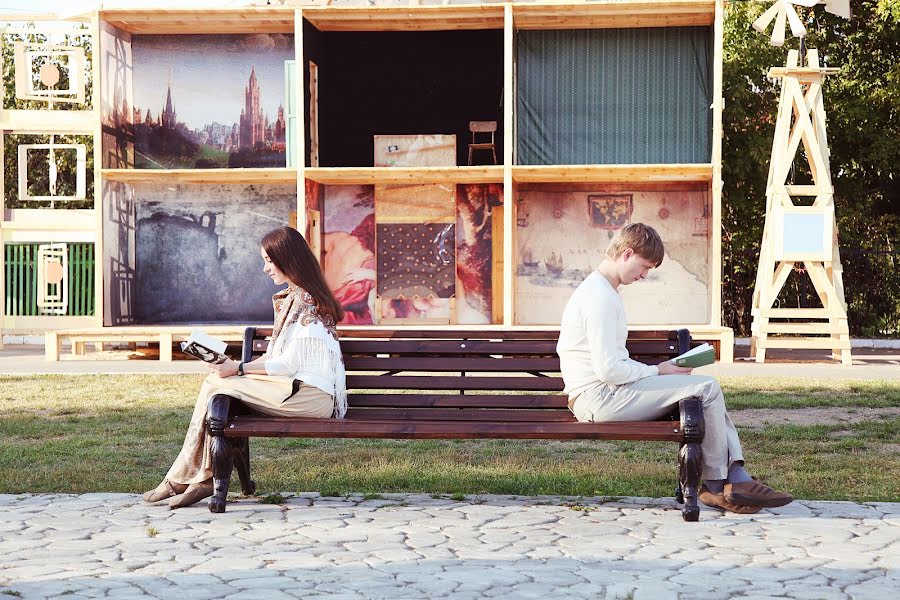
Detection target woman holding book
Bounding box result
[143,226,347,509]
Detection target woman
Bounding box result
[143,226,347,509]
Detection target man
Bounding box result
[556,223,792,513]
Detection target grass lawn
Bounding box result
[1,375,897,502]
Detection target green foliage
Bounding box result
[722,0,900,336]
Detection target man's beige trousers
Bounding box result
[571,374,743,480]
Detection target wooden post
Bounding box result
[92,10,104,329]
[295,9,307,239]
[749,51,850,364]
[710,0,726,359]
[502,3,514,326]
[159,332,173,362]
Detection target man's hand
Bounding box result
[209,358,240,378]
[657,360,693,376]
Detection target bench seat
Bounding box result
[206,328,705,521]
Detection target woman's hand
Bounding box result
[209,358,240,378]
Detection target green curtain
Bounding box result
[516,27,712,165]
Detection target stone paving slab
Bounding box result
[0,493,897,600]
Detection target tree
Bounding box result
[722,0,900,336]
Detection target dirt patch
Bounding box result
[731,407,900,428]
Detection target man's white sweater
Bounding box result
[556,271,658,398]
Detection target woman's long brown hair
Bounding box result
[261,226,344,323]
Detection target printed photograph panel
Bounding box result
[131,34,293,169]
[322,185,376,325]
[515,184,710,325]
[456,183,500,324]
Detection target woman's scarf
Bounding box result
[271,287,338,345]
[268,286,347,418]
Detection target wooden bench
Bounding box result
[205,328,705,521]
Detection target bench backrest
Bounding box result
[242,328,689,424]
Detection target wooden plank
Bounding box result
[304,166,503,185]
[342,339,558,355]
[102,168,298,185]
[344,408,576,422]
[760,322,848,335]
[346,374,564,392]
[304,6,505,32]
[512,164,713,183]
[513,1,715,30]
[375,183,456,224]
[348,394,567,409]
[345,356,562,372]
[758,337,852,350]
[761,308,836,319]
[226,418,684,442]
[100,8,295,34]
[0,109,95,134]
[44,332,60,361]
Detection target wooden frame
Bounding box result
[17,143,87,201]
[0,3,731,361]
[750,49,850,365]
[13,42,86,105]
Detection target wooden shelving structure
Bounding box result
[0,1,732,361]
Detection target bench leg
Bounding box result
[678,397,705,522]
[232,437,256,496]
[207,393,236,513]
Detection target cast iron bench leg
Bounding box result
[678,397,704,522]
[207,393,235,513]
[232,436,256,496]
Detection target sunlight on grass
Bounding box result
[1,374,897,501]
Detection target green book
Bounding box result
[671,343,716,368]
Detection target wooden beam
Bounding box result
[0,110,95,133]
[513,1,716,30]
[512,164,713,183]
[304,166,504,185]
[303,6,505,32]
[100,8,295,35]
[101,168,299,185]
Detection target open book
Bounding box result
[671,343,716,368]
[180,330,229,364]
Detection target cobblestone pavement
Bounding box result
[0,494,897,600]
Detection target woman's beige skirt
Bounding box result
[165,373,334,485]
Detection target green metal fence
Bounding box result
[3,243,95,316]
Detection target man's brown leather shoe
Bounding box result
[725,480,793,508]
[699,485,762,514]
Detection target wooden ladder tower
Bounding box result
[750,49,851,365]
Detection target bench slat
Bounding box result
[225,418,683,441]
[346,375,565,391]
[342,340,560,355]
[344,408,576,422]
[348,393,568,409]
[344,356,562,372]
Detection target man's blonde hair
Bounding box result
[605,223,664,266]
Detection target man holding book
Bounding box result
[556,223,792,513]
